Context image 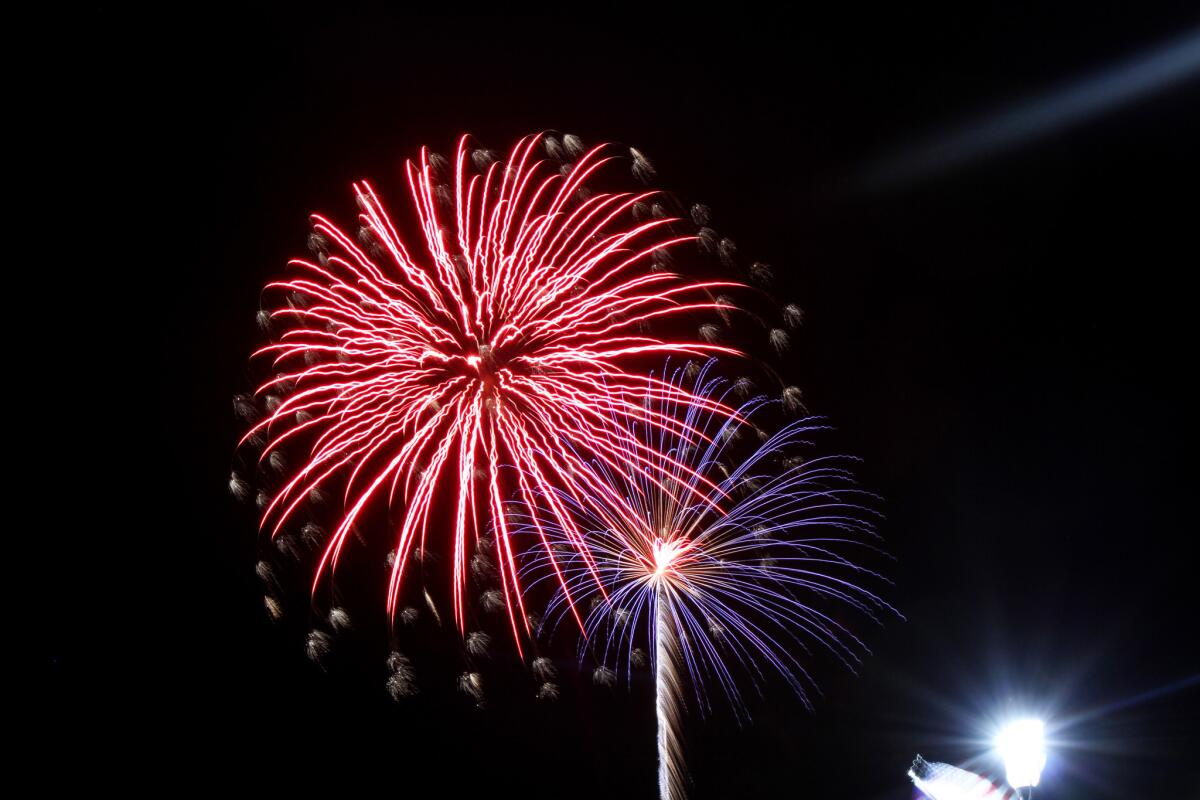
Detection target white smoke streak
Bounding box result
[656,591,687,800]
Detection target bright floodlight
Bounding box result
[996,718,1046,789]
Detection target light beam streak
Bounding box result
[859,26,1200,190]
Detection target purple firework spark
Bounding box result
[517,359,899,800]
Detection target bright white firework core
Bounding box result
[996,718,1046,789]
[651,538,686,581]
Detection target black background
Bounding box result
[49,7,1199,798]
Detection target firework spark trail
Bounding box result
[517,360,898,797]
[238,133,744,649]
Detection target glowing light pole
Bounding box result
[996,719,1047,799]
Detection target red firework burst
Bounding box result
[240,133,741,650]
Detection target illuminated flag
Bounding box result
[908,755,1016,800]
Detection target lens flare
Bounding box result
[996,718,1046,789]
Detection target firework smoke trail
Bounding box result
[518,360,898,798]
[237,133,744,649]
[655,594,686,800]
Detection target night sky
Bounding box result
[50,8,1198,798]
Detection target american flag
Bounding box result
[908,755,1017,800]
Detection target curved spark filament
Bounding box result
[241,134,744,648]
[520,360,897,716]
